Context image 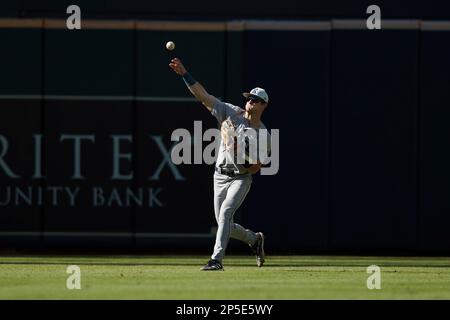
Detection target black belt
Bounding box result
[215,167,239,177]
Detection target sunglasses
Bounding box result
[247,97,265,104]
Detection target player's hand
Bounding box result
[244,163,262,175]
[169,58,187,76]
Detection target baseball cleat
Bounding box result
[200,259,224,271]
[250,232,265,267]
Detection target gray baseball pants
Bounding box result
[211,172,258,262]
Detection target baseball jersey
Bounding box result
[211,98,271,174]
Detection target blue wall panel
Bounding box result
[45,27,134,96]
[419,30,450,252]
[243,30,330,251]
[0,27,42,94]
[330,29,418,251]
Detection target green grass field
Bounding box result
[1,255,449,299]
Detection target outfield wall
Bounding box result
[0,19,449,254]
[2,0,450,20]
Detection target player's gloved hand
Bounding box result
[169,58,187,76]
[245,163,262,175]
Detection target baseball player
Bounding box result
[169,58,270,271]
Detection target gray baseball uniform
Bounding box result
[210,98,270,262]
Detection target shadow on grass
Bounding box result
[1,261,449,268]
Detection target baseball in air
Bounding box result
[166,41,175,51]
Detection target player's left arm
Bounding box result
[246,162,262,174]
[249,130,271,174]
